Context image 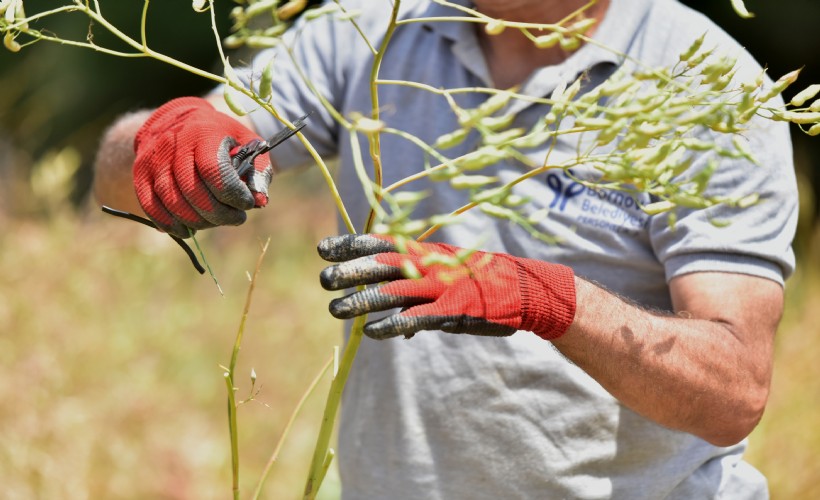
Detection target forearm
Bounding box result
[552,275,777,446]
[92,109,151,215]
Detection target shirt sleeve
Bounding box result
[216,11,355,171]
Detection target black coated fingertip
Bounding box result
[328,296,354,319]
[319,265,342,291]
[317,234,356,262]
[362,318,404,340]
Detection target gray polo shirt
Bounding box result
[234,0,797,498]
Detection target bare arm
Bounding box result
[91,95,255,214]
[552,271,782,446]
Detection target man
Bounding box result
[94,0,797,498]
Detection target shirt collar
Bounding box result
[420,0,656,74]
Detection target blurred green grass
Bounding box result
[1,166,818,499]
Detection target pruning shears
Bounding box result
[102,112,311,275]
[231,112,311,178]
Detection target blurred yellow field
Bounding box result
[1,170,818,499]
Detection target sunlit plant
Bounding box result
[3,0,819,498]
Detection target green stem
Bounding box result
[223,239,270,499]
[303,315,367,499]
[252,354,334,500]
[362,0,402,233]
[225,373,240,500]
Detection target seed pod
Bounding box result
[679,32,706,62]
[471,186,510,204]
[485,19,505,35]
[599,77,638,97]
[671,193,710,209]
[527,207,550,225]
[686,47,715,69]
[503,194,529,207]
[575,117,613,130]
[568,18,596,35]
[277,0,307,20]
[223,88,248,116]
[192,0,208,13]
[480,113,516,131]
[392,191,429,205]
[429,165,460,182]
[758,68,802,103]
[454,146,508,171]
[246,0,279,19]
[730,0,755,18]
[810,100,820,112]
[642,200,675,215]
[246,36,280,49]
[304,3,340,20]
[484,128,525,146]
[807,124,820,136]
[596,118,626,146]
[258,58,274,99]
[479,202,518,220]
[477,90,516,118]
[732,136,757,163]
[450,174,499,190]
[533,32,561,49]
[337,9,362,21]
[790,84,820,107]
[354,116,386,133]
[3,32,20,53]
[434,128,469,149]
[777,111,820,124]
[736,192,760,208]
[559,36,580,51]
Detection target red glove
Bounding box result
[133,97,272,238]
[318,234,577,340]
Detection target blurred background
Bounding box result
[0,0,818,498]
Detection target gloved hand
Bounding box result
[318,234,577,340]
[133,97,272,238]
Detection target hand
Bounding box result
[133,97,272,238]
[318,234,577,340]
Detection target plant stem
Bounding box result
[224,238,271,499]
[303,315,367,499]
[362,0,402,233]
[253,354,334,500]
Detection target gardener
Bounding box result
[94,0,798,498]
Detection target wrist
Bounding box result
[516,258,577,340]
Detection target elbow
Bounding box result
[699,385,770,447]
